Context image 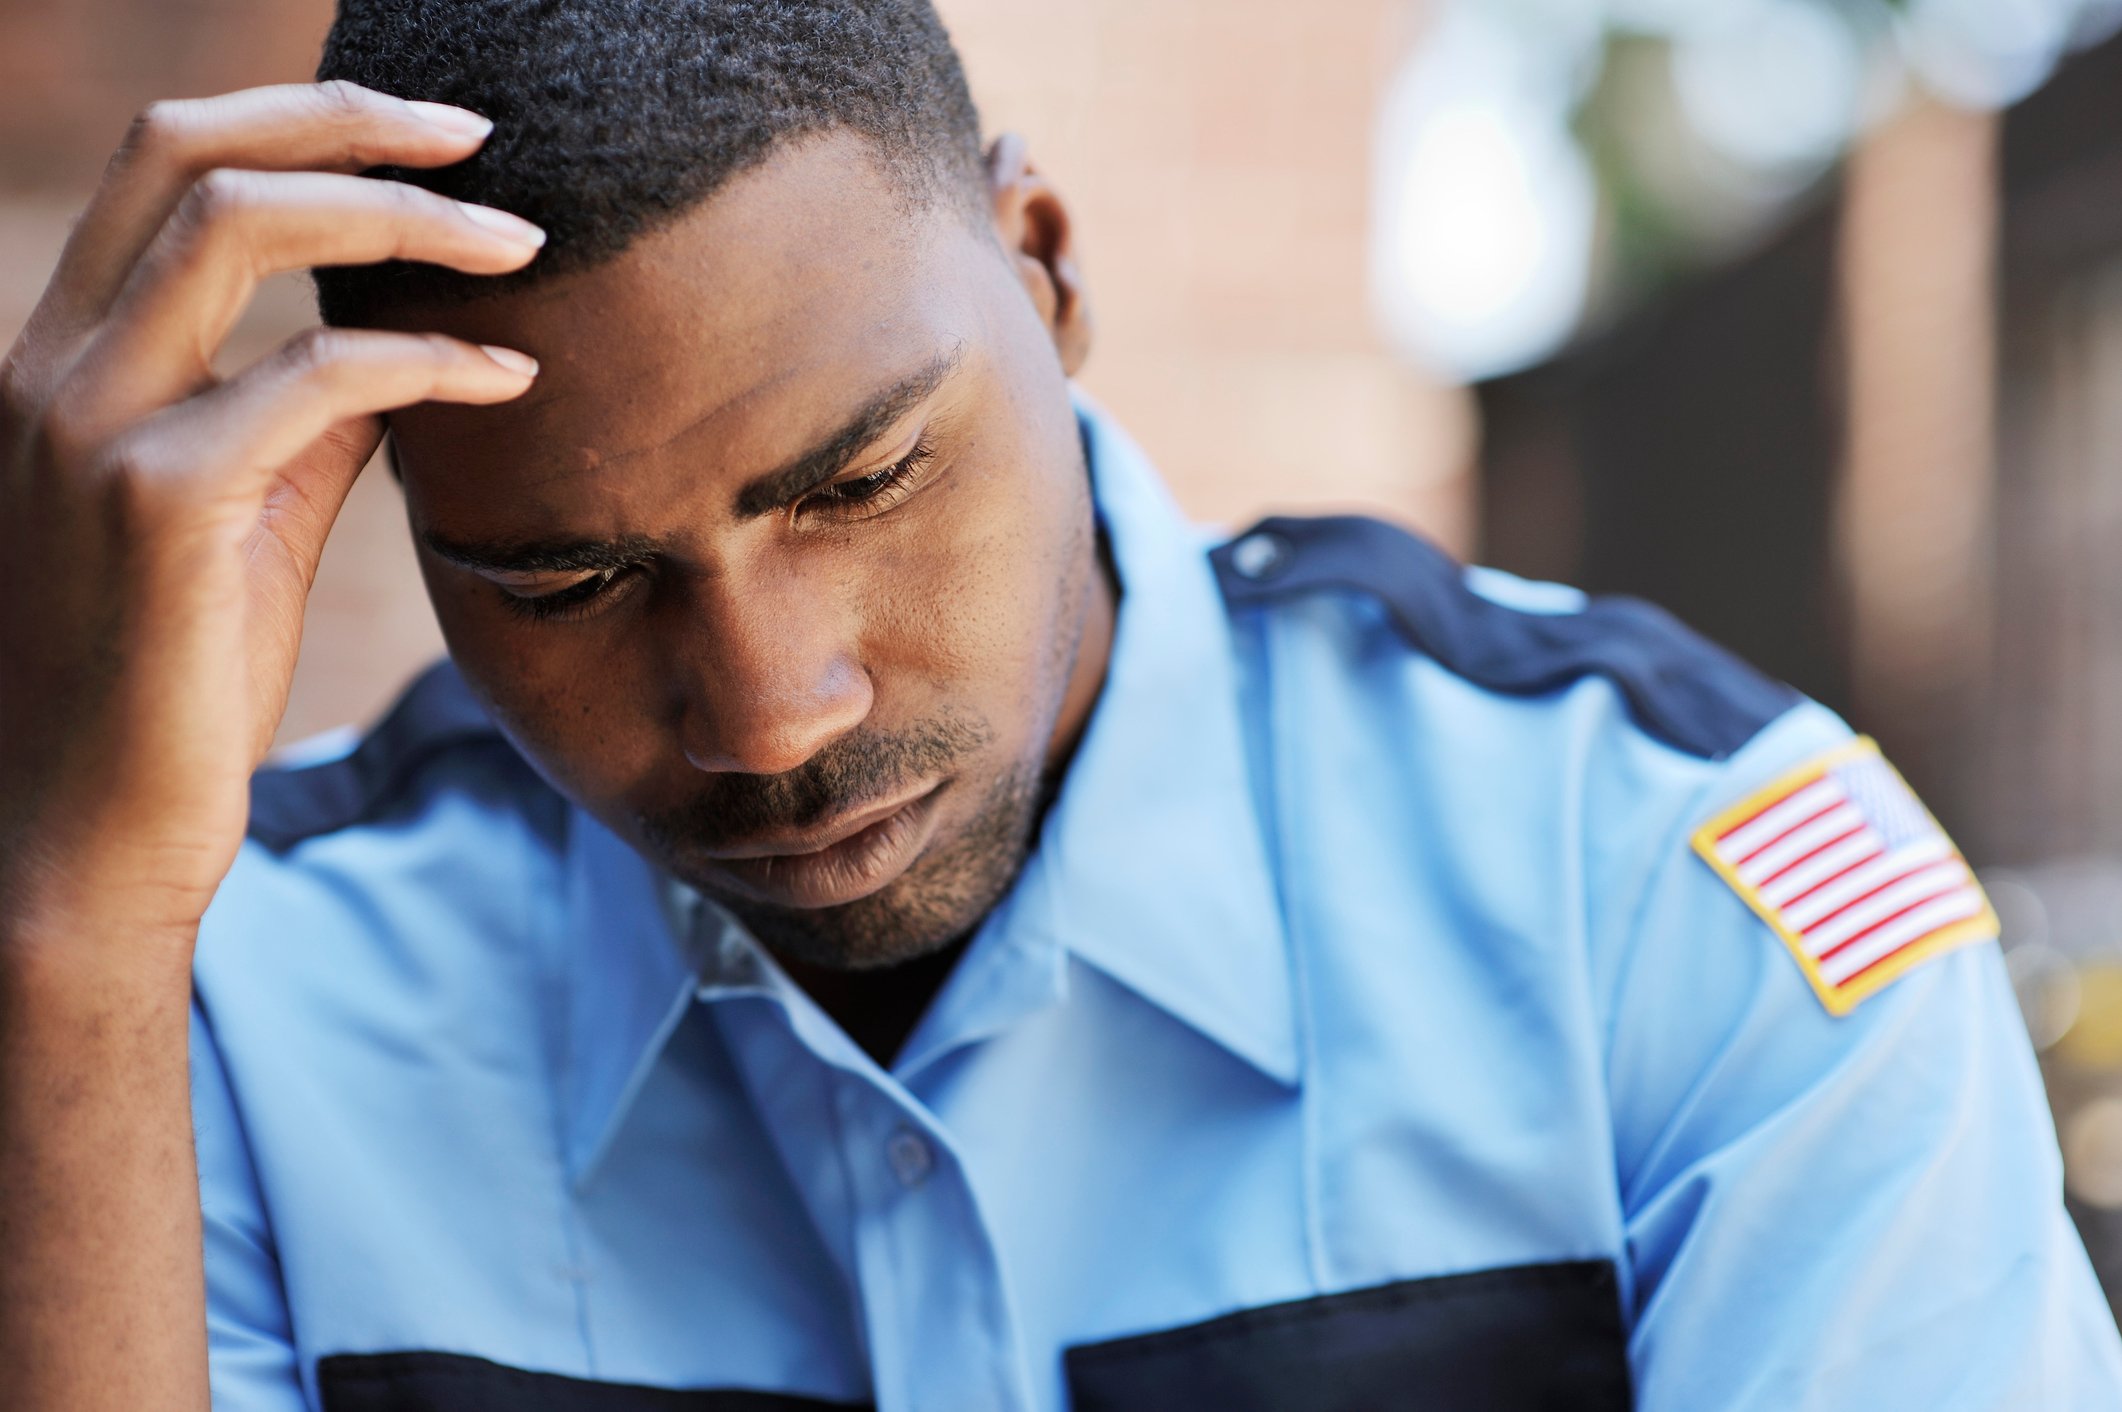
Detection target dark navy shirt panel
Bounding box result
[1209,514,1802,762]
[247,661,506,851]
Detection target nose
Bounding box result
[674,574,874,777]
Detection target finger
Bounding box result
[30,81,496,346]
[99,328,536,521]
[64,170,544,433]
[251,413,388,587]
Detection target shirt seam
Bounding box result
[192,990,312,1400]
[541,805,601,1376]
[1597,708,1822,1222]
[1247,604,1331,1294]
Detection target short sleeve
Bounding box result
[191,1000,309,1412]
[1605,717,2122,1409]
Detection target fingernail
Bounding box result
[408,100,494,139]
[480,345,539,377]
[458,202,547,247]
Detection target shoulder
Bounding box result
[1209,517,2000,1040]
[245,659,532,850]
[1208,513,1800,764]
[192,668,592,1270]
[199,662,567,989]
[1207,514,1889,991]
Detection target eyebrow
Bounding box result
[418,346,964,576]
[419,530,664,576]
[730,345,964,518]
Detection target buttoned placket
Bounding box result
[692,910,1037,1412]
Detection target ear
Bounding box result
[986,133,1092,377]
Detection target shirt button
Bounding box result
[1230,531,1289,580]
[885,1126,934,1188]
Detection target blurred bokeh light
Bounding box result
[1367,0,2122,381]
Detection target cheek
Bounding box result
[419,564,662,803]
[862,430,1083,743]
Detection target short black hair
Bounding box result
[311,0,986,326]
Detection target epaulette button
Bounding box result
[1229,531,1290,581]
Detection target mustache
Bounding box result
[637,713,993,851]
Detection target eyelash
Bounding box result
[801,434,938,522]
[498,435,940,624]
[499,565,630,623]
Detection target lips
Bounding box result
[699,780,947,910]
[701,778,941,860]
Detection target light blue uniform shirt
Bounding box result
[194,403,2122,1411]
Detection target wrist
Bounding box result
[1,832,210,966]
[0,898,200,1005]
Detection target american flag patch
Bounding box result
[1692,738,1997,1016]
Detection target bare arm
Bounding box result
[0,80,545,1412]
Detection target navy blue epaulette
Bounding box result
[1209,515,1801,763]
[247,661,508,851]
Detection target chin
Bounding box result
[698,763,1045,972]
[710,876,981,972]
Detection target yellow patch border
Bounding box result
[1690,737,1998,1017]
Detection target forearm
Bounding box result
[0,74,535,1412]
[0,923,209,1412]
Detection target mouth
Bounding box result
[698,779,949,909]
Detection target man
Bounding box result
[1,1,2115,1408]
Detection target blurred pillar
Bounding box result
[1833,97,2000,803]
[1984,28,2122,868]
[1477,202,1851,712]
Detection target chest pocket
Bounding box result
[317,1352,871,1411]
[1063,1261,1631,1412]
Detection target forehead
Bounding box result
[386,132,983,493]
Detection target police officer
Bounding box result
[3,3,2117,1409]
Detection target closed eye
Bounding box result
[497,564,640,623]
[491,433,940,622]
[800,435,938,521]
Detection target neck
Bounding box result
[1046,523,1120,773]
[779,938,972,1069]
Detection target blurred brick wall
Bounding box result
[940,0,1471,538]
[0,0,1468,744]
[0,0,330,187]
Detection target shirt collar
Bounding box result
[561,807,700,1183]
[561,395,1297,1182]
[985,397,1297,1085]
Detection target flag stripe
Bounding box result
[1820,890,1988,986]
[1782,837,1953,932]
[1756,820,1869,891]
[1736,803,1867,885]
[1759,831,1881,909]
[1816,876,1973,965]
[1730,797,1846,869]
[1807,860,1971,955]
[1717,777,1841,857]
